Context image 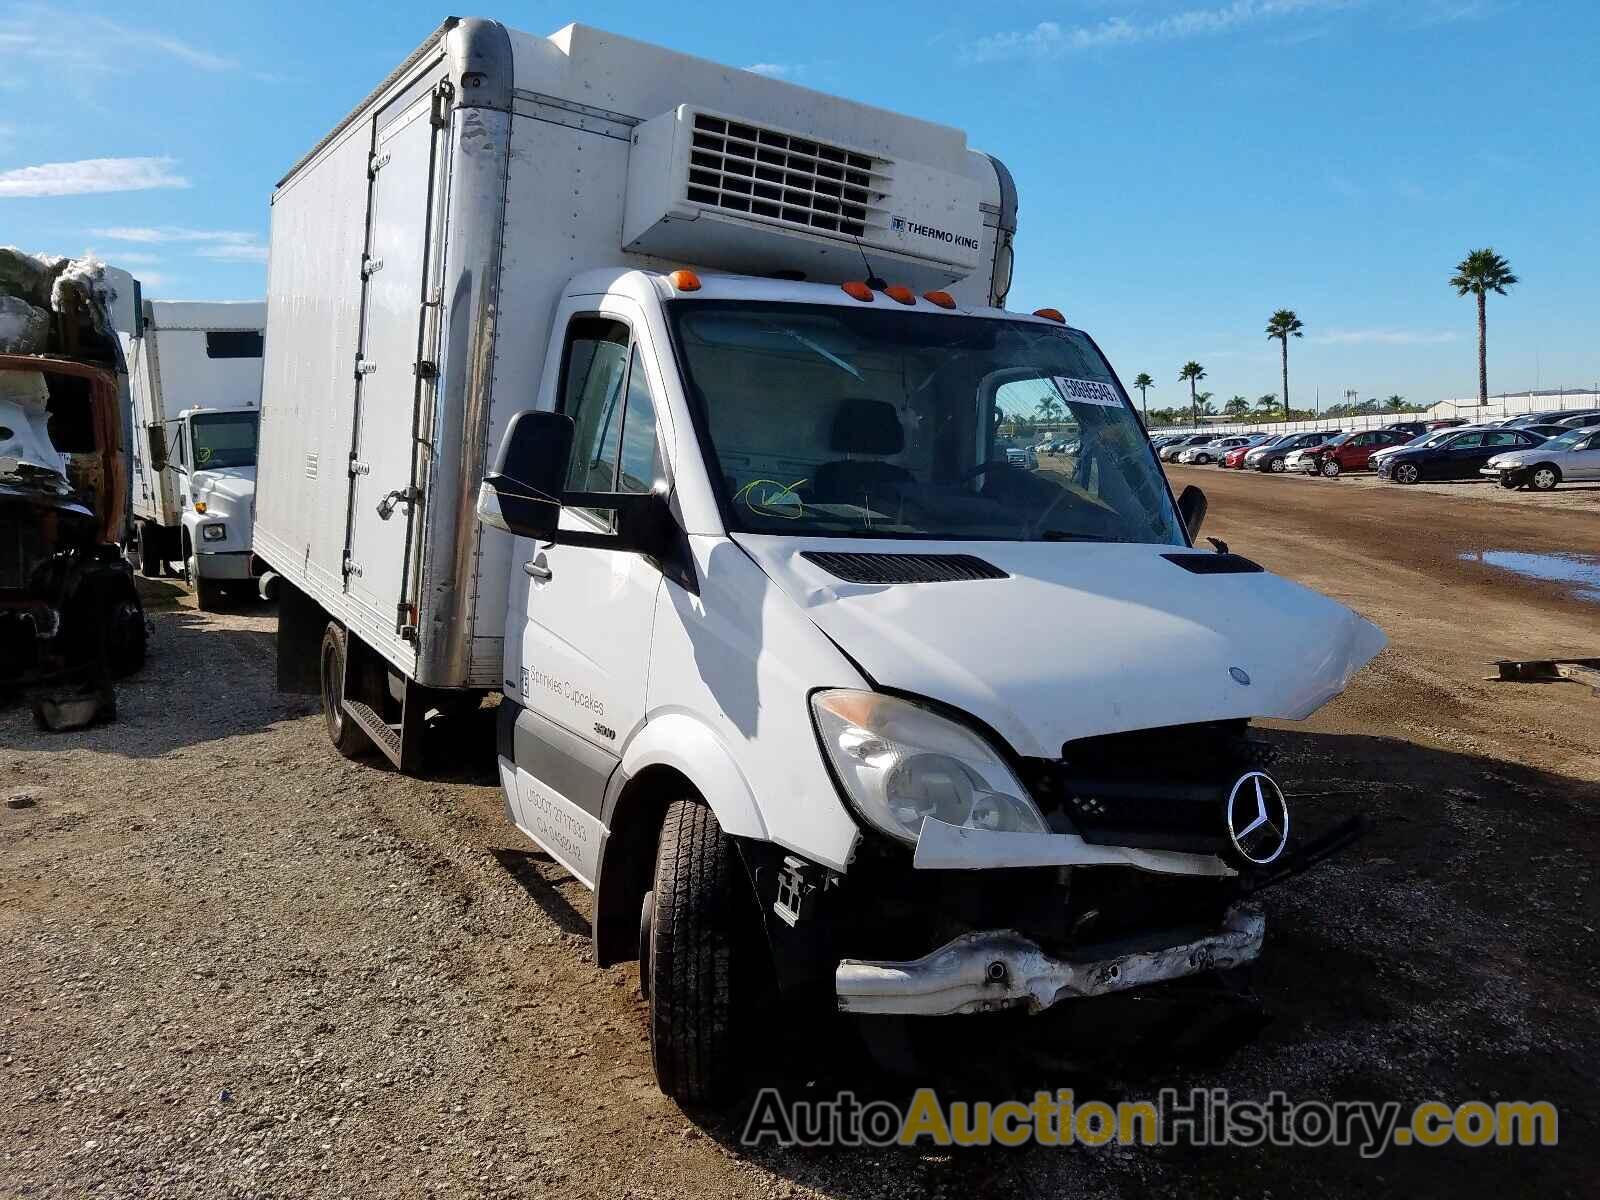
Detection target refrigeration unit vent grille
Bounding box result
[685,113,890,239]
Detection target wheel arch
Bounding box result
[593,716,770,967]
[1531,460,1563,482]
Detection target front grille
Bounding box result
[1025,722,1276,853]
[685,113,889,238]
[801,551,1008,585]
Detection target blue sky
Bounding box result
[4,1,1596,408]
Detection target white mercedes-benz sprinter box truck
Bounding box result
[124,300,267,608]
[256,17,1385,1105]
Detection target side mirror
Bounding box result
[1177,484,1207,541]
[148,424,167,471]
[476,410,574,541]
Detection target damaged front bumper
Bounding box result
[835,902,1265,1016]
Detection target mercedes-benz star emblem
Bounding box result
[1223,771,1290,867]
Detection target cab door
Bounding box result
[1560,432,1600,480]
[503,301,669,882]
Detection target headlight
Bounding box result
[201,523,227,541]
[811,690,1047,845]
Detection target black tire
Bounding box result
[106,586,147,677]
[319,623,374,759]
[638,889,656,1002]
[183,535,224,611]
[1321,459,1342,478]
[1268,457,1286,473]
[1394,462,1420,485]
[195,577,226,611]
[647,799,749,1106]
[1529,465,1560,492]
[133,522,162,578]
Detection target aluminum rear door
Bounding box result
[345,92,446,638]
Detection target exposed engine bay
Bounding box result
[0,248,145,728]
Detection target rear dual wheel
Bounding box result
[133,521,163,578]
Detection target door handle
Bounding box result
[524,556,553,582]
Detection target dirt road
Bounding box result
[3,471,1596,1198]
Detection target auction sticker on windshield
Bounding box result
[1053,377,1122,407]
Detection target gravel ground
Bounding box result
[3,475,1597,1198]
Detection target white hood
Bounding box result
[735,536,1386,760]
[189,465,256,521]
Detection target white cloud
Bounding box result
[91,225,254,246]
[967,0,1354,61]
[0,156,188,197]
[90,225,267,268]
[195,242,268,263]
[82,249,160,266]
[1313,329,1459,346]
[744,62,801,79]
[0,8,238,74]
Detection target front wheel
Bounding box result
[1530,465,1560,492]
[1268,457,1287,473]
[1321,459,1342,478]
[1394,463,1420,485]
[1194,453,1211,464]
[647,799,754,1106]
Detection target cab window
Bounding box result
[617,346,663,493]
[556,317,665,524]
[559,317,630,500]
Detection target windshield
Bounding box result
[189,410,258,470]
[1542,429,1587,450]
[667,302,1185,545]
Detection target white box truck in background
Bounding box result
[257,17,1383,1105]
[124,300,267,608]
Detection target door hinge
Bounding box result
[348,457,371,477]
[343,554,363,579]
[368,150,390,178]
[430,80,455,128]
[355,356,377,378]
[413,360,438,381]
[361,256,384,279]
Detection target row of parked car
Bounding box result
[1153,407,1600,491]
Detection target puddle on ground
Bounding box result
[1460,550,1600,602]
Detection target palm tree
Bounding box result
[1225,394,1250,418]
[1035,394,1063,424]
[1265,309,1304,409]
[1255,393,1277,418]
[1385,395,1405,411]
[1450,248,1518,405]
[1132,372,1154,424]
[1178,361,1205,427]
[1196,392,1217,417]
